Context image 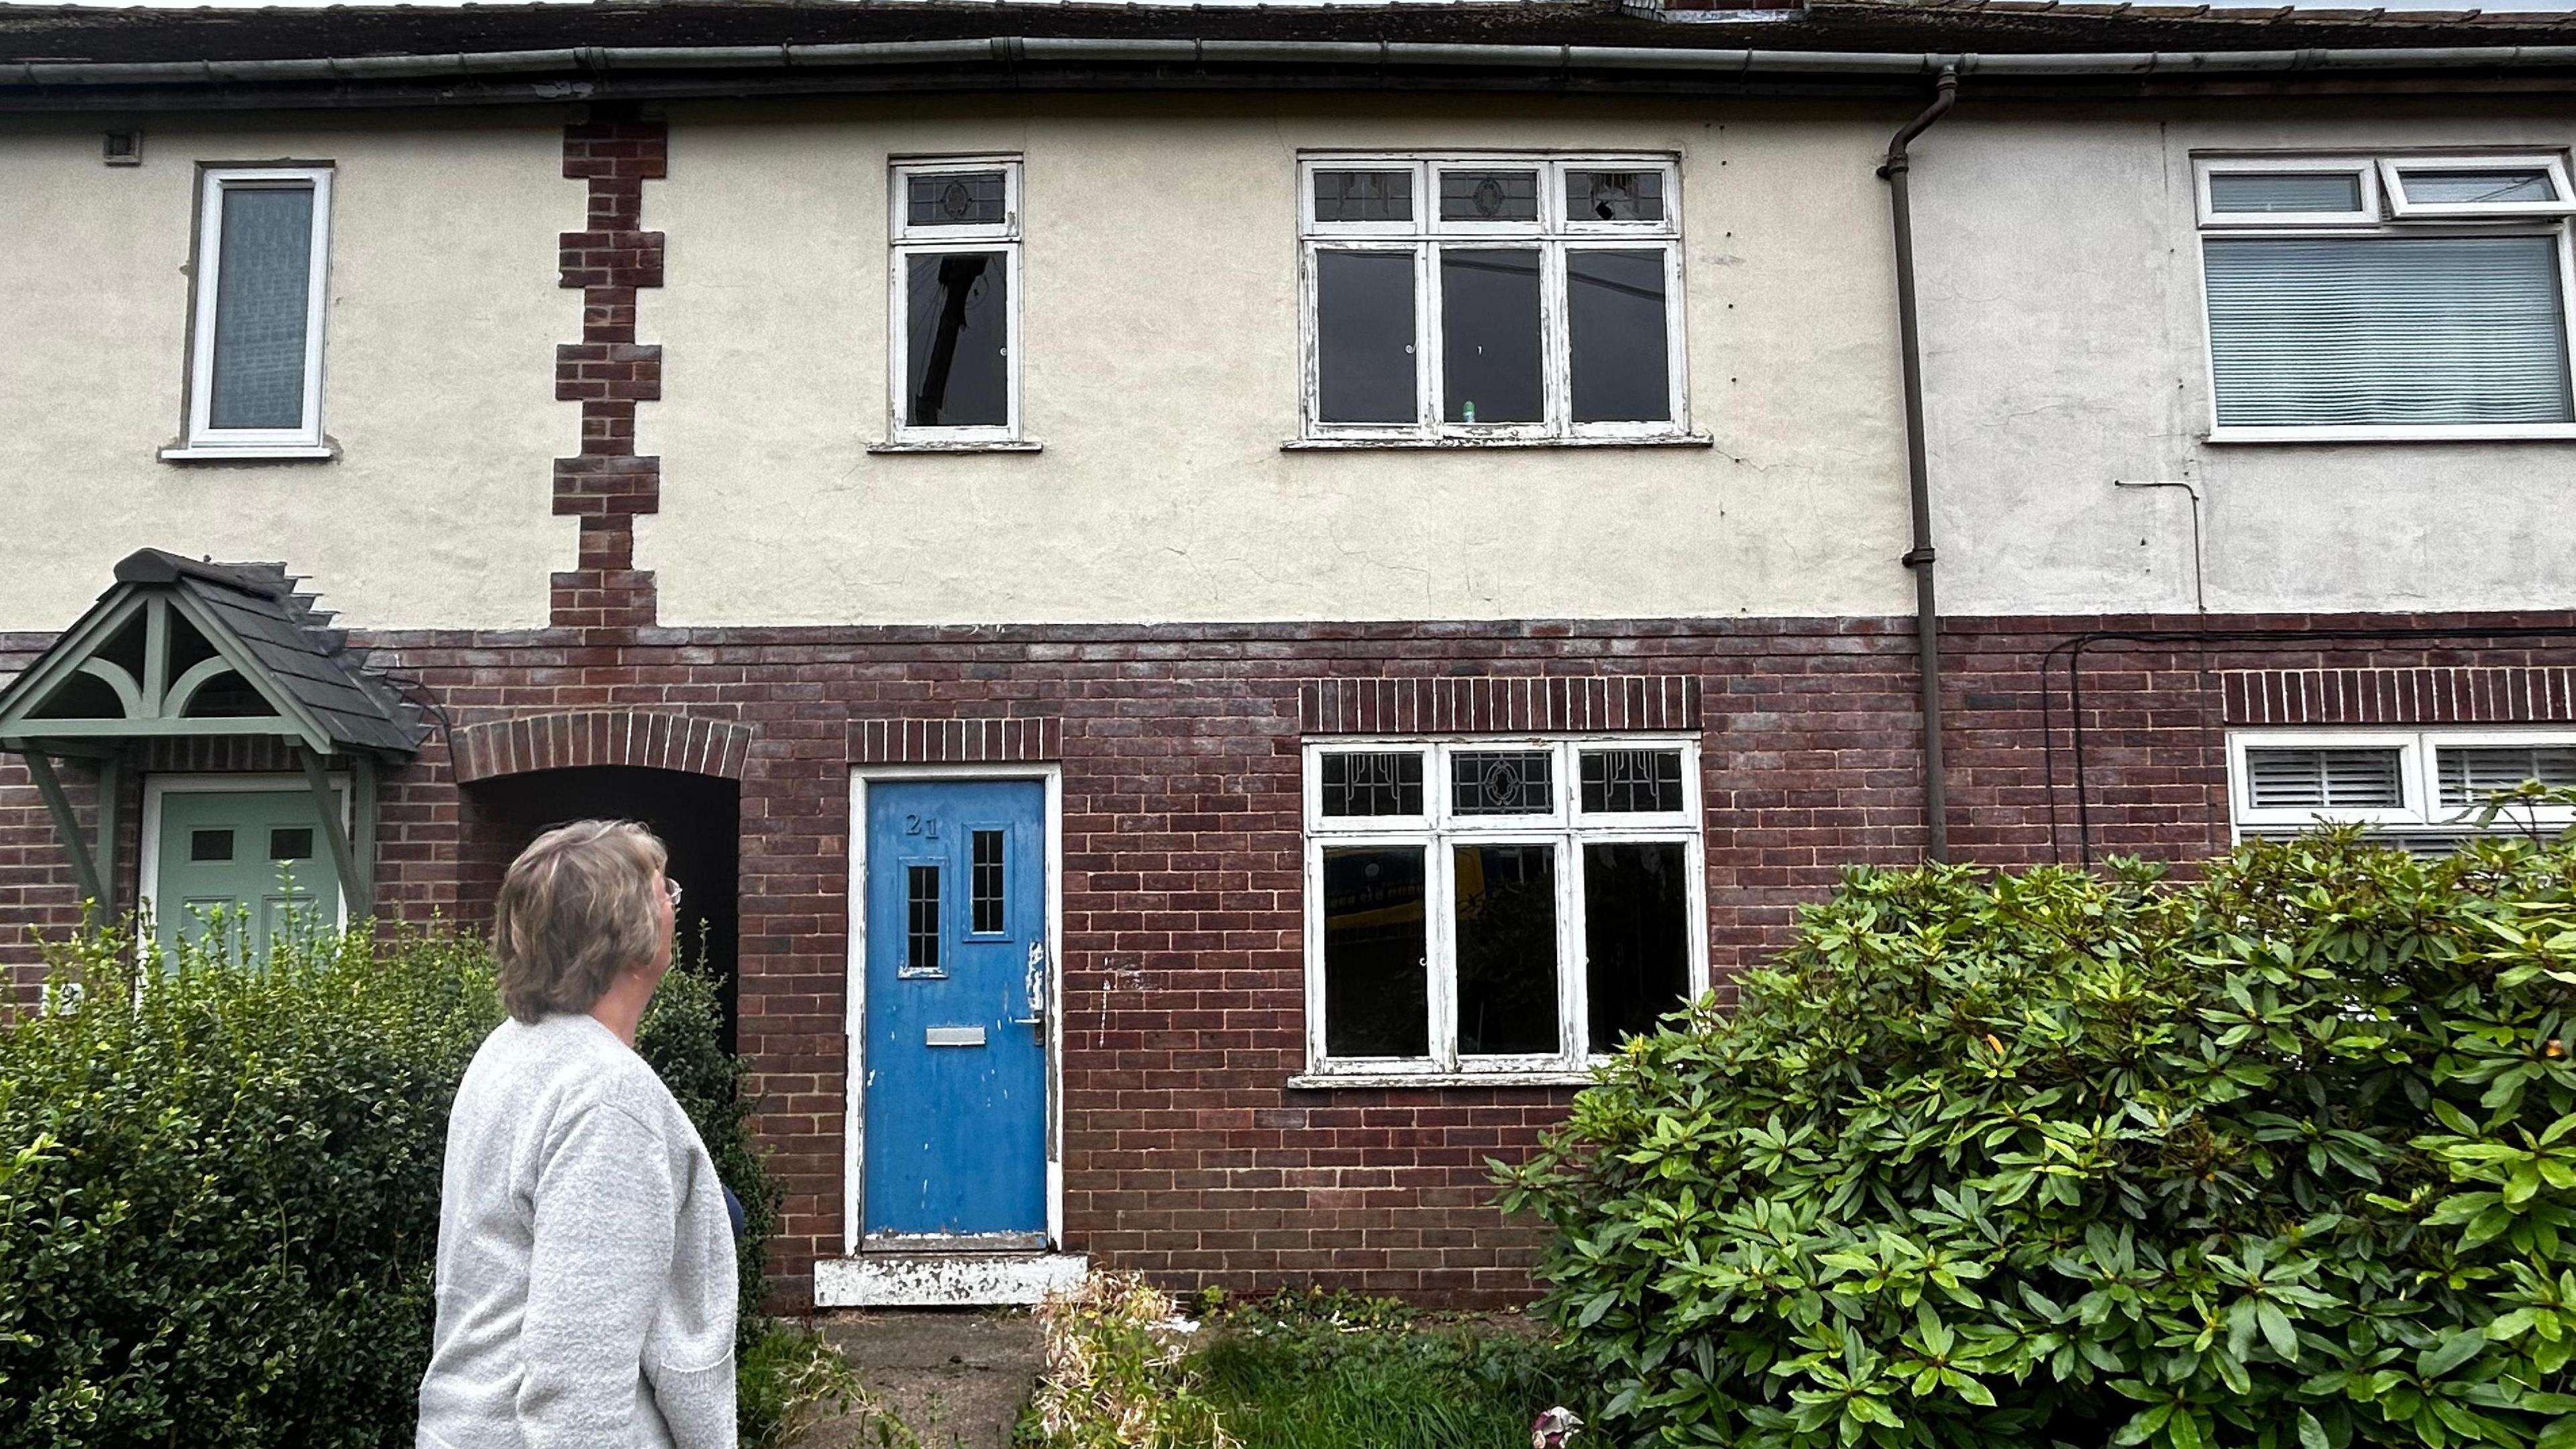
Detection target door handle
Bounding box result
[1012,940,1046,1036]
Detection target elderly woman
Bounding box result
[416,820,738,1449]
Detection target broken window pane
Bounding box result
[971,828,1005,933]
[1316,250,1417,425]
[1454,844,1559,1055]
[1439,170,1539,222]
[1580,749,1686,813]
[907,171,1008,227]
[1584,841,1690,1049]
[1321,751,1424,816]
[1452,750,1552,816]
[1313,169,1413,223]
[904,864,943,977]
[1441,248,1543,425]
[1568,249,1670,423]
[904,251,1009,428]
[1567,170,1665,223]
[1323,847,1429,1057]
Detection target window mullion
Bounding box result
[1418,241,1440,434]
[1559,824,1586,1065]
[1428,824,1458,1069]
[1543,240,1572,437]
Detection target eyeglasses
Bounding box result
[664,877,684,911]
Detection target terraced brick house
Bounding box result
[3,0,2573,1308]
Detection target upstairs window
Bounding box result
[176,166,333,458]
[2229,729,2576,845]
[1301,737,1705,1081]
[888,158,1022,445]
[2195,153,2576,441]
[1297,155,1687,444]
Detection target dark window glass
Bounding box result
[1323,847,1429,1057]
[1568,249,1671,423]
[1313,169,1412,223]
[1316,250,1416,425]
[971,829,1006,934]
[905,864,942,977]
[1567,170,1665,223]
[209,183,315,431]
[1452,750,1553,815]
[905,251,1009,428]
[1438,170,1538,222]
[1581,749,1686,813]
[906,171,1008,227]
[1454,844,1558,1055]
[268,827,314,861]
[1321,752,1424,817]
[190,828,235,863]
[1584,841,1690,1049]
[1441,248,1543,425]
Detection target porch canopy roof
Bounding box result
[0,548,426,760]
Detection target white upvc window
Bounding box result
[2194,152,2576,443]
[173,166,333,460]
[1299,735,1707,1085]
[1296,154,1689,445]
[887,157,1024,447]
[2226,727,2576,837]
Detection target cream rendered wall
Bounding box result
[0,113,575,633]
[1916,100,2576,619]
[640,95,1913,627]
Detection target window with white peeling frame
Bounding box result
[1301,737,1707,1081]
[890,158,1022,444]
[177,166,334,458]
[1299,155,1687,443]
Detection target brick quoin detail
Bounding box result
[553,115,667,631]
[1299,674,1699,734]
[849,716,1063,764]
[2222,665,2576,726]
[451,710,755,784]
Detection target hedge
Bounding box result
[1499,833,2576,1449]
[0,912,804,1448]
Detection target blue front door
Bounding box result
[863,779,1049,1244]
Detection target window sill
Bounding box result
[1283,432,1713,452]
[2205,425,2576,445]
[158,442,337,463]
[1285,1069,1598,1089]
[867,439,1043,455]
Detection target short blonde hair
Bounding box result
[494,819,669,1024]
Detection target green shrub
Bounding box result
[1498,833,2576,1449]
[638,942,780,1342]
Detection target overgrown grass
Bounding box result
[1021,1277,1592,1449]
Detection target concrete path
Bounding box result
[789,1309,1046,1449]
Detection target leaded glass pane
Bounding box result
[1323,847,1429,1058]
[1313,169,1412,223]
[208,184,315,431]
[1438,170,1538,222]
[1454,843,1558,1055]
[904,251,1009,427]
[1441,248,1542,424]
[1567,170,1664,223]
[1320,752,1424,817]
[2207,171,2364,215]
[1451,750,1552,815]
[1581,749,1686,813]
[906,171,1008,227]
[1584,841,1690,1049]
[904,863,943,977]
[971,829,1006,934]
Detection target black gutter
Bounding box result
[1880,66,1956,864]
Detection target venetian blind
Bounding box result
[2435,745,2576,806]
[2244,747,2405,810]
[2204,234,2574,427]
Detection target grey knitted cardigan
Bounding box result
[416,1012,738,1449]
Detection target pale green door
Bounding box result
[154,788,344,962]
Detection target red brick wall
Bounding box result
[9,613,2576,1305]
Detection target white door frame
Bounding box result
[844,763,1065,1256]
[138,771,354,940]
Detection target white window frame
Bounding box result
[2382,154,2576,221]
[2226,727,2576,837]
[1296,153,1690,445]
[2193,152,2576,443]
[1297,735,1707,1086]
[174,166,333,460]
[886,156,1024,447]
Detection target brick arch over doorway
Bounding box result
[450,710,755,784]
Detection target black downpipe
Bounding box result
[1880,67,1959,863]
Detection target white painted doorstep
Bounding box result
[813,1252,1090,1309]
